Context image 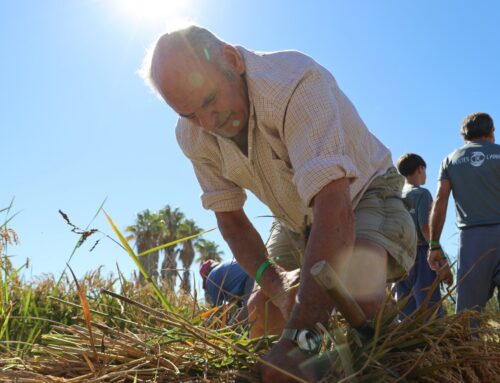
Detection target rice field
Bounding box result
[1,208,499,382]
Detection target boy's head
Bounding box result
[397,153,427,185]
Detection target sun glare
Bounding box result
[115,0,190,25]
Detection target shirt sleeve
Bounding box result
[416,189,433,227]
[438,157,449,181]
[282,66,358,206]
[176,119,247,212]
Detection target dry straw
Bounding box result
[1,209,498,382]
[1,285,499,382]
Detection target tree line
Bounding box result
[125,205,223,294]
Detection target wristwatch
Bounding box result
[281,328,322,354]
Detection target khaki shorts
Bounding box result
[266,168,417,281]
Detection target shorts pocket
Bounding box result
[380,198,415,244]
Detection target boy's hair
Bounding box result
[460,112,494,141]
[397,153,426,177]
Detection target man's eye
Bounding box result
[205,94,217,106]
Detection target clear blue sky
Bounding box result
[2,0,499,289]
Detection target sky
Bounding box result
[2,0,499,290]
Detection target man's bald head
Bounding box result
[140,26,249,137]
[141,25,227,98]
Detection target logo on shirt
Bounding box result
[470,151,485,167]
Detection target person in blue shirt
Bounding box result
[395,153,452,319]
[199,260,254,318]
[429,112,500,314]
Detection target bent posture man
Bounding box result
[429,112,500,314]
[141,26,416,381]
[200,259,254,319]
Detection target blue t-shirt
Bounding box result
[205,261,253,306]
[402,184,432,244]
[439,140,500,228]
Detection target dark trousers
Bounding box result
[396,244,444,319]
[457,224,500,313]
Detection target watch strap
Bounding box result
[280,328,299,341]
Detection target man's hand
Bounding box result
[247,270,300,337]
[428,248,445,271]
[437,262,453,286]
[267,269,300,321]
[428,248,453,286]
[260,338,318,383]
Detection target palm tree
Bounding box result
[158,205,186,290]
[125,210,162,283]
[195,239,224,264]
[178,219,202,294]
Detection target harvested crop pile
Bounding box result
[1,288,499,382]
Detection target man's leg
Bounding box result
[248,220,303,337]
[340,238,388,319]
[353,169,417,317]
[456,225,500,313]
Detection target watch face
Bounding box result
[296,329,321,353]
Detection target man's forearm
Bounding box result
[429,180,451,242]
[288,179,355,328]
[429,197,447,241]
[215,210,284,297]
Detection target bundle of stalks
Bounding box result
[0,289,267,382]
[2,211,499,382]
[321,305,500,382]
[1,285,499,382]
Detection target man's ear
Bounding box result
[488,129,495,143]
[221,45,246,75]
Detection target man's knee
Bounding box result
[339,239,388,300]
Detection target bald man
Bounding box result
[140,26,416,382]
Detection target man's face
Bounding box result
[157,48,249,138]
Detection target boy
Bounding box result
[396,153,451,318]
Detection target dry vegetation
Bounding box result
[1,258,499,382]
[1,207,499,382]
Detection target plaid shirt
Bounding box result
[176,47,393,233]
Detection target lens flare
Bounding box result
[114,0,191,25]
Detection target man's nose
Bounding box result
[197,109,218,130]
